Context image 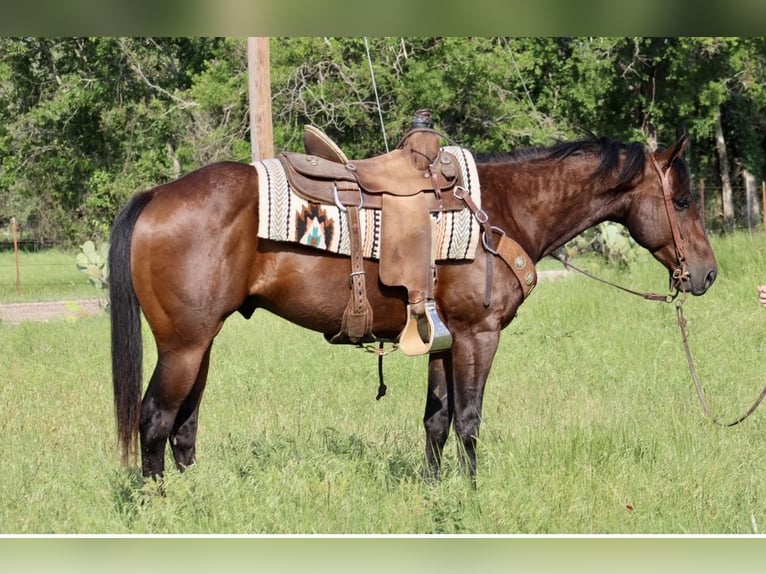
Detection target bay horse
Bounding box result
[109,134,717,481]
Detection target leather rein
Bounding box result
[553,154,766,427]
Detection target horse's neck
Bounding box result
[479,160,621,262]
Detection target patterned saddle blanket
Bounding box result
[253,145,482,261]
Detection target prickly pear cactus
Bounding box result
[598,222,638,265]
[76,240,110,289]
[563,222,637,267]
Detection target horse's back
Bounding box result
[139,161,258,214]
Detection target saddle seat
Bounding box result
[281,147,466,212]
[278,116,461,355]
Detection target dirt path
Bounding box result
[0,298,105,324]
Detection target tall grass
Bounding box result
[1,232,766,534]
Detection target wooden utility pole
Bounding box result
[247,37,274,162]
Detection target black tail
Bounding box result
[108,191,154,467]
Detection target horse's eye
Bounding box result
[674,197,691,210]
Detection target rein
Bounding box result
[649,155,766,426]
[674,295,766,426]
[549,253,675,303]
[555,154,766,427]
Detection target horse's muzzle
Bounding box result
[675,267,717,296]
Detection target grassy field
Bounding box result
[2,232,766,534]
[0,247,101,303]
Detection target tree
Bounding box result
[662,37,766,232]
[2,37,766,244]
[0,37,244,243]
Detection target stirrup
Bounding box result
[398,301,453,356]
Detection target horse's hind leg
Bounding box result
[140,342,212,478]
[169,345,212,471]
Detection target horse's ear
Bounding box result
[657,134,689,170]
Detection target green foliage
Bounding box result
[2,37,766,245]
[75,240,109,289]
[0,37,232,244]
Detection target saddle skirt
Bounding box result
[253,145,482,262]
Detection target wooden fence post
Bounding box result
[762,181,766,232]
[12,216,22,295]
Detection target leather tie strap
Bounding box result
[330,202,374,343]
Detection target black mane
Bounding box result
[476,135,648,190]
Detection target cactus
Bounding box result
[76,240,110,289]
[563,222,638,267]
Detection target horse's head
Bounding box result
[624,136,717,296]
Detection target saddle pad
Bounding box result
[254,145,482,261]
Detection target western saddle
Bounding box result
[279,109,537,356]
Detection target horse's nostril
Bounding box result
[705,268,717,289]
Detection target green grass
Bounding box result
[0,248,102,303]
[2,232,766,533]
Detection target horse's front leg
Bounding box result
[423,351,453,481]
[450,329,501,484]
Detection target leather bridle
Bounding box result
[649,153,689,294]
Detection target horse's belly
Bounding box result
[247,246,408,339]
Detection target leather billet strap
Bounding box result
[453,186,537,306]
